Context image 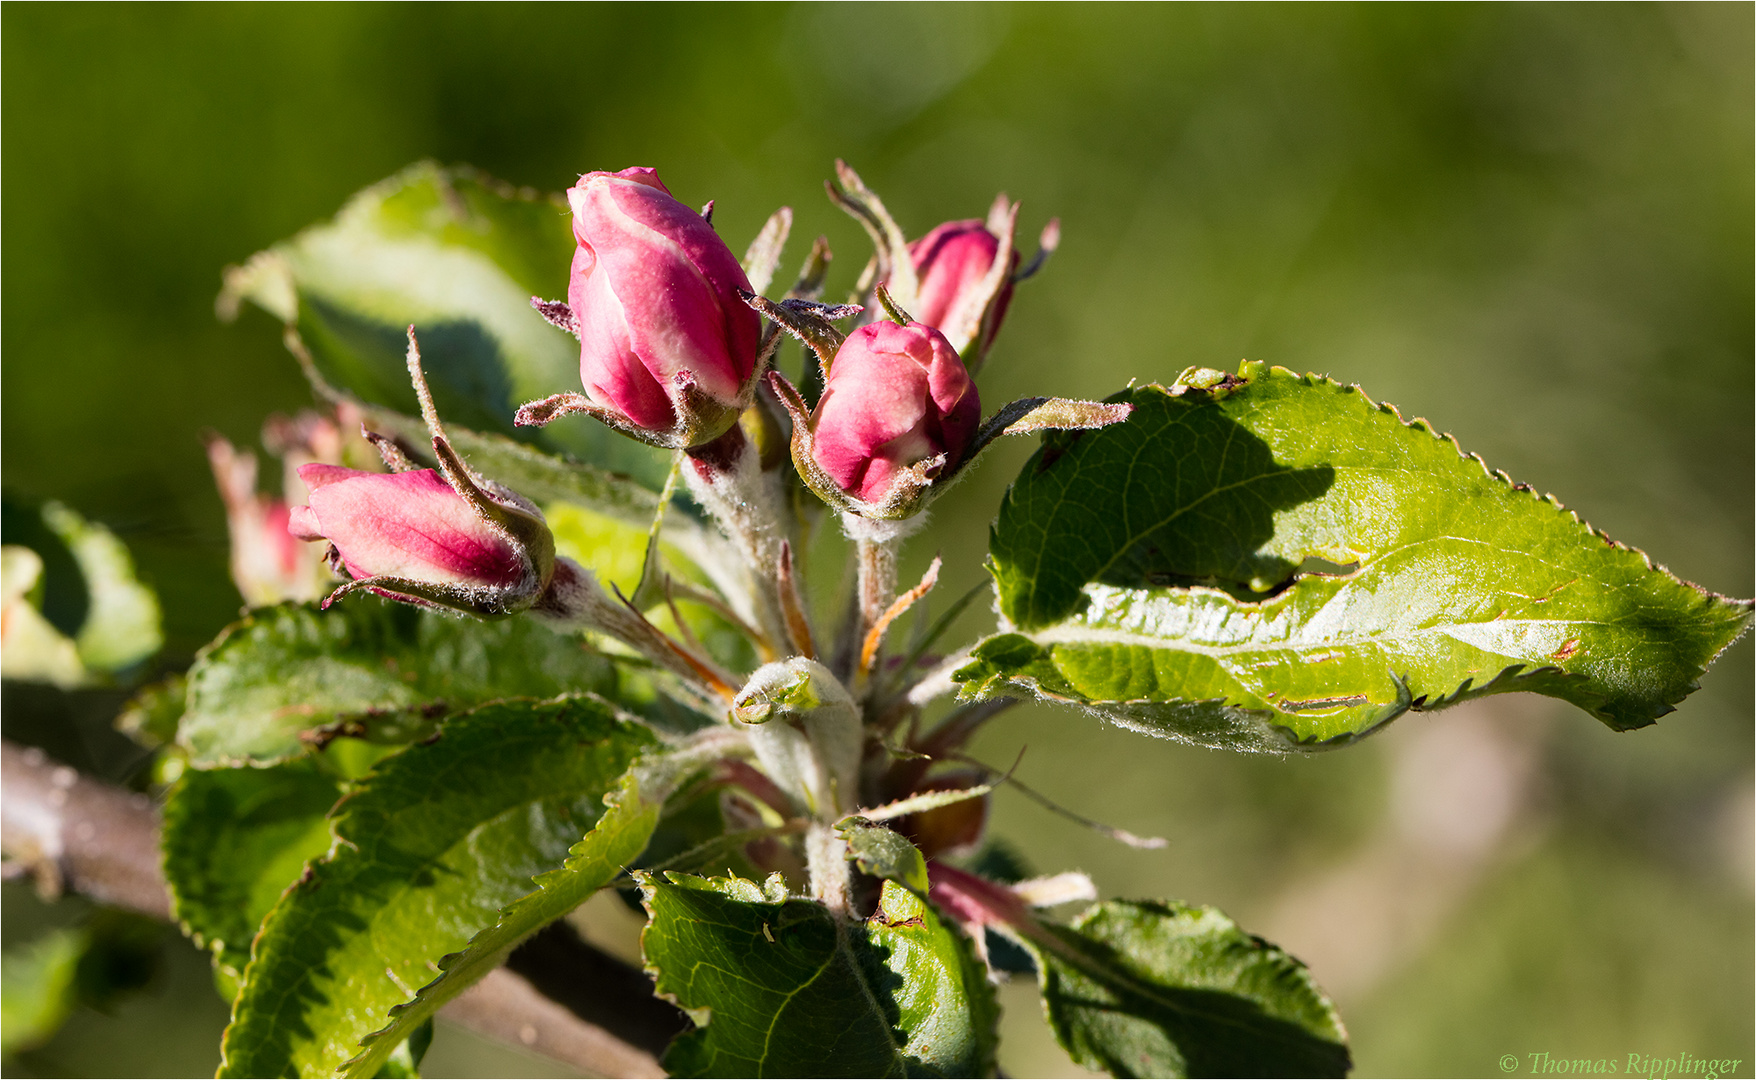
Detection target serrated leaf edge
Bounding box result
[979,363,1752,742]
[635,872,1001,1077]
[339,749,662,1077]
[216,693,657,1077]
[1027,898,1350,1072]
[1224,361,1754,622]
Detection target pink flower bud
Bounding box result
[811,322,981,506]
[566,167,761,443]
[906,220,1016,337]
[206,434,327,607]
[288,464,548,614]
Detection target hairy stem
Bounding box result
[804,821,851,919]
[855,535,898,669]
[531,558,736,707]
[681,425,793,664]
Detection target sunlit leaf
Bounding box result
[343,767,660,1077]
[217,696,657,1078]
[177,597,615,767]
[964,365,1753,750]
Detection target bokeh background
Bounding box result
[3,4,1750,1077]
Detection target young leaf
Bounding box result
[217,695,657,1078]
[837,817,931,894]
[177,597,615,767]
[968,364,1753,750]
[1030,900,1349,1079]
[220,161,668,483]
[641,874,997,1078]
[160,759,343,997]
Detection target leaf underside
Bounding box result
[1032,899,1350,1079]
[962,364,1752,751]
[177,597,615,768]
[217,696,656,1078]
[642,875,998,1078]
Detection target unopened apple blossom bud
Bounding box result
[811,321,981,509]
[206,435,327,607]
[561,167,761,446]
[907,220,1016,337]
[287,463,554,617]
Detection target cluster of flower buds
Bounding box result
[752,162,1110,521]
[279,164,1124,627]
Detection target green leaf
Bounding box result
[220,160,668,484]
[970,365,1753,750]
[40,500,163,673]
[343,767,662,1077]
[1,928,86,1056]
[177,597,615,767]
[115,672,186,748]
[161,759,343,996]
[1031,900,1349,1079]
[0,501,162,688]
[217,695,657,1078]
[642,875,997,1078]
[358,405,679,532]
[837,817,930,894]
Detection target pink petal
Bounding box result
[569,244,675,430]
[298,469,522,587]
[296,462,370,492]
[570,172,759,406]
[908,221,996,329]
[287,504,326,542]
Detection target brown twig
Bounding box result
[0,739,674,1078]
[1,741,168,917]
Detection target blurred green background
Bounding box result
[3,3,1750,1077]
